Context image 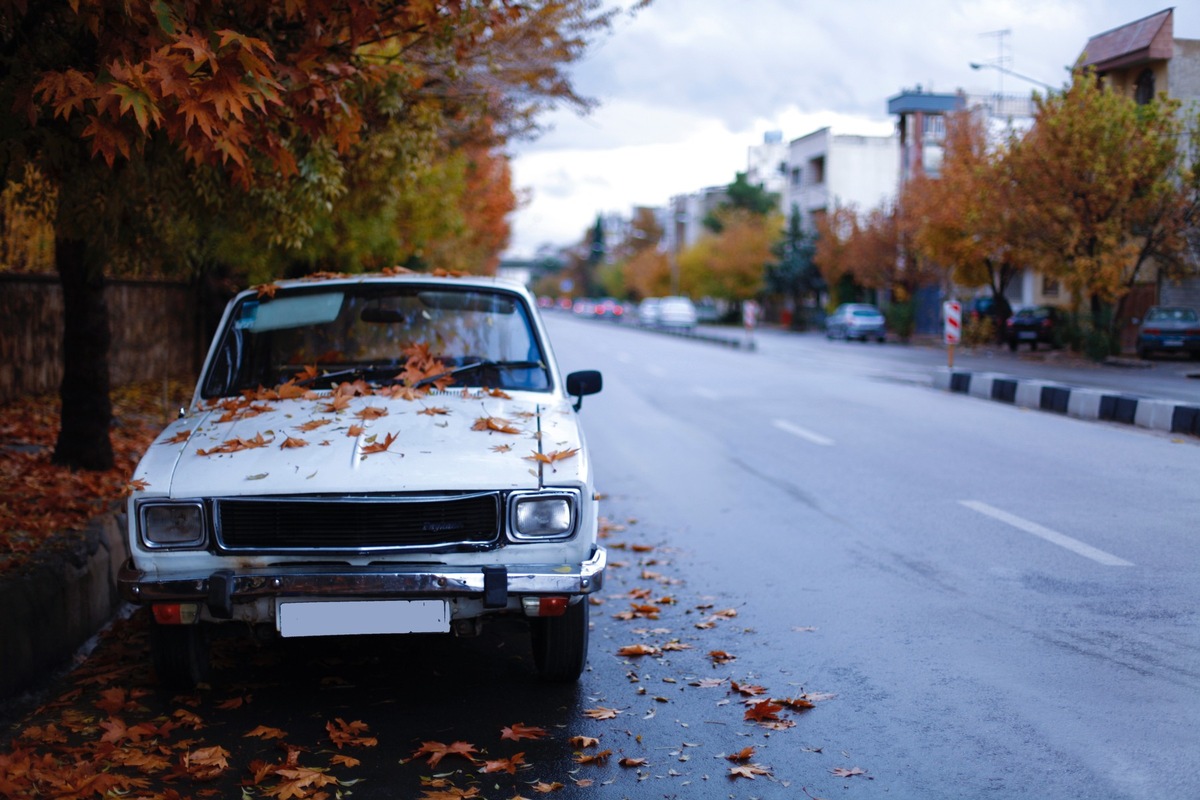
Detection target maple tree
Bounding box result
[1006,69,1200,355]
[0,0,626,470]
[677,207,777,302]
[900,111,1020,339]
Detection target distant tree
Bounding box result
[678,208,775,301]
[704,171,778,232]
[1008,68,1200,355]
[765,205,821,329]
[901,112,1020,337]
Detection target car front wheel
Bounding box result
[530,599,589,682]
[151,623,211,688]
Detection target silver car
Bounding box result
[826,303,886,342]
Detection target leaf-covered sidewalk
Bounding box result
[0,381,190,575]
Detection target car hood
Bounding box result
[132,389,587,498]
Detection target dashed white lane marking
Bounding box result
[960,500,1134,567]
[772,419,835,447]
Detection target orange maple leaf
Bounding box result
[582,707,620,720]
[412,740,478,768]
[245,725,287,740]
[569,735,600,748]
[471,415,520,434]
[280,436,309,449]
[523,447,579,465]
[618,756,648,768]
[354,406,388,420]
[296,418,332,432]
[708,650,736,664]
[744,699,784,723]
[479,752,526,774]
[616,644,660,657]
[729,763,772,779]
[326,718,377,749]
[360,431,398,458]
[418,406,450,416]
[574,748,612,765]
[500,722,546,741]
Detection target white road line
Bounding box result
[693,387,720,400]
[772,419,835,447]
[960,500,1134,567]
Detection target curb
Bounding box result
[0,505,129,700]
[933,369,1200,437]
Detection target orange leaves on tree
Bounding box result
[412,740,478,769]
[500,723,546,741]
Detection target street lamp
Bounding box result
[969,61,1055,92]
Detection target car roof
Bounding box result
[234,272,532,302]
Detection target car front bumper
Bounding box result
[119,547,606,618]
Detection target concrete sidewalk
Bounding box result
[933,368,1200,437]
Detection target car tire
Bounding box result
[530,599,589,682]
[151,623,211,688]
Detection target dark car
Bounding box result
[1005,306,1061,351]
[1136,306,1200,359]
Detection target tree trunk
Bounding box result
[52,237,114,471]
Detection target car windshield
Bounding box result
[200,283,550,398]
[1147,307,1198,323]
[852,308,881,317]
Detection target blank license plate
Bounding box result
[277,599,450,638]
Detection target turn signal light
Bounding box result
[152,603,198,625]
[521,596,569,617]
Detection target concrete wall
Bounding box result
[0,273,200,404]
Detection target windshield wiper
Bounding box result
[295,365,401,387]
[412,360,544,389]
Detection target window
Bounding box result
[808,156,825,185]
[791,166,802,186]
[1135,69,1155,105]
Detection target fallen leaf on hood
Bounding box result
[523,448,579,465]
[280,436,309,449]
[360,431,398,457]
[491,443,513,453]
[418,406,450,416]
[296,418,333,432]
[355,406,389,420]
[472,415,520,434]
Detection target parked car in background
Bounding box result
[656,296,698,330]
[637,297,661,327]
[1136,306,1200,359]
[119,273,605,686]
[825,303,886,342]
[1005,306,1062,351]
[572,298,595,316]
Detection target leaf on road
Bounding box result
[574,748,612,765]
[729,763,772,780]
[326,718,377,749]
[582,707,621,720]
[725,746,756,762]
[708,650,736,665]
[412,740,479,768]
[831,766,867,778]
[500,723,546,741]
[569,735,600,748]
[617,644,661,657]
[245,725,288,740]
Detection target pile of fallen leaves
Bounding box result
[0,380,190,574]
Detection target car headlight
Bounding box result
[509,491,577,540]
[139,501,207,548]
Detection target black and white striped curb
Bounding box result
[933,369,1200,438]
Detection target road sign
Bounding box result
[943,301,962,345]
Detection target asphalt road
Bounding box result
[4,317,1197,800]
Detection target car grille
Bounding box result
[214,493,502,552]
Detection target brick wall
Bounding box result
[0,273,200,404]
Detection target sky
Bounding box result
[503,0,1199,258]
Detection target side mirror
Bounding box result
[565,370,602,411]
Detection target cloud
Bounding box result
[505,0,1197,257]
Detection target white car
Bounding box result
[120,273,605,686]
[637,297,661,327]
[657,296,698,330]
